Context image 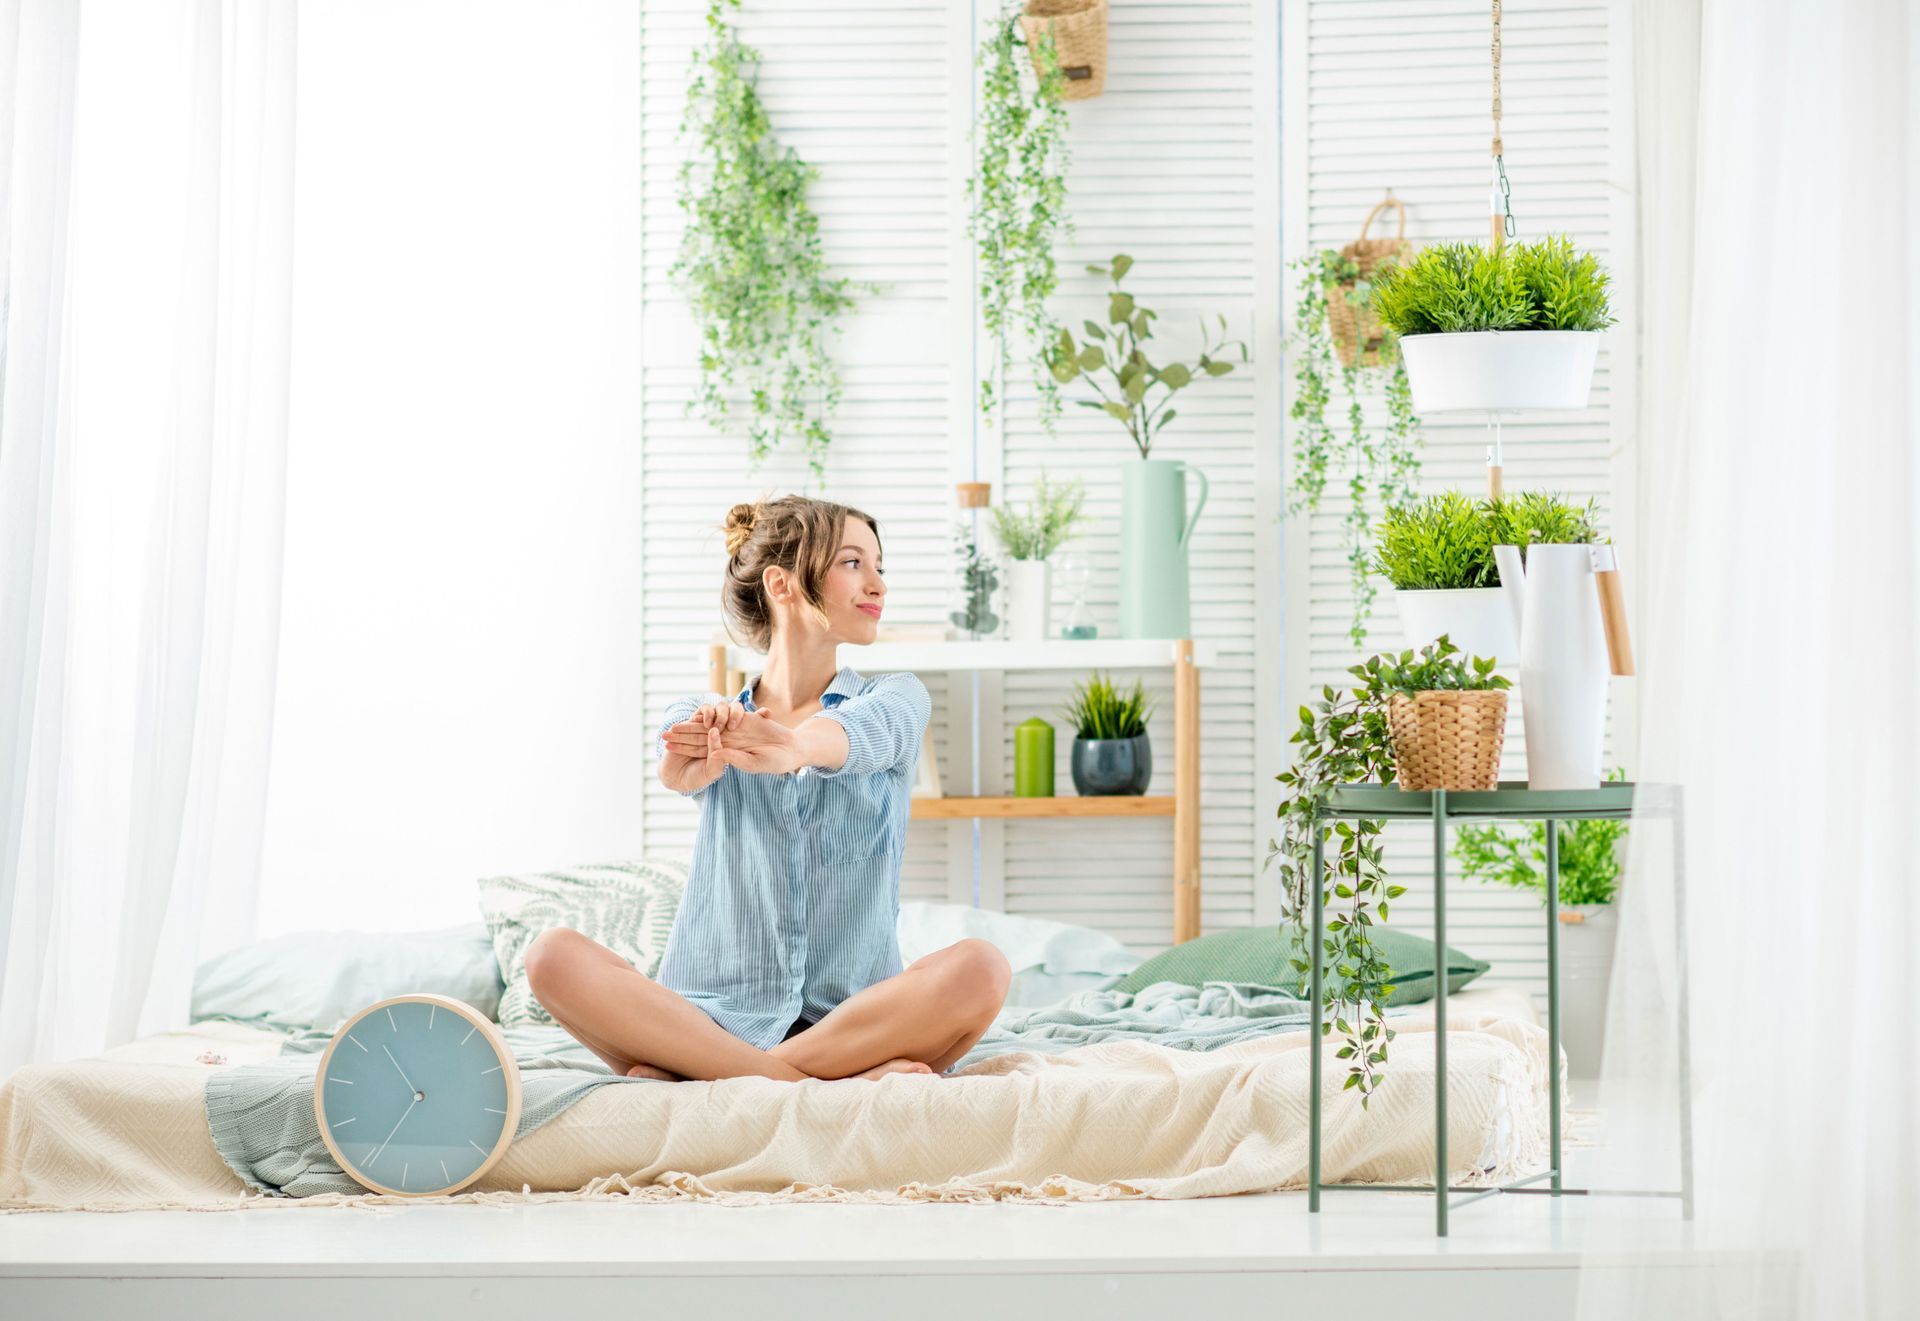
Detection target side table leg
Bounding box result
[1546,816,1563,1195]
[1672,786,1695,1220]
[1309,810,1324,1213]
[1433,788,1449,1238]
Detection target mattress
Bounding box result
[0,987,1547,1212]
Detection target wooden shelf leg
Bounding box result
[707,643,728,698]
[1174,639,1201,943]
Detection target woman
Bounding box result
[524,495,1011,1082]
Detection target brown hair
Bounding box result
[721,495,882,652]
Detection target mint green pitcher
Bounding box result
[1120,458,1208,639]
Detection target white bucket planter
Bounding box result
[1557,903,1618,1078]
[1399,330,1601,414]
[1004,558,1052,643]
[1496,543,1610,791]
[1394,586,1517,663]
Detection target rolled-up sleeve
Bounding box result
[657,694,718,798]
[809,673,931,779]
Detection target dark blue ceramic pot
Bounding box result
[1070,734,1152,796]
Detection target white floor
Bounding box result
[0,1187,1721,1318]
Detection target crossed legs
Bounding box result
[522,928,1011,1083]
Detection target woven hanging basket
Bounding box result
[1020,0,1108,101]
[1386,689,1508,792]
[1327,198,1412,369]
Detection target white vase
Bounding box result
[1394,586,1518,663]
[1495,543,1609,790]
[1005,558,1052,643]
[1399,330,1601,413]
[1557,903,1618,1079]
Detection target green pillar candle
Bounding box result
[1014,717,1055,797]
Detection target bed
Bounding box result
[0,986,1548,1212]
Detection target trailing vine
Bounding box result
[1287,250,1422,648]
[672,0,857,480]
[1264,637,1508,1104]
[968,6,1072,434]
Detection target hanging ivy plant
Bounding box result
[672,0,856,480]
[967,6,1072,434]
[1287,250,1422,648]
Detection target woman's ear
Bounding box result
[761,563,790,605]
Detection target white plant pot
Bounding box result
[1394,587,1517,663]
[1005,558,1052,644]
[1557,903,1618,1079]
[1399,330,1601,414]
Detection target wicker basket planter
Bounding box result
[1021,0,1108,100]
[1387,689,1508,791]
[1328,198,1411,368]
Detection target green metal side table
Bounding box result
[1303,780,1694,1237]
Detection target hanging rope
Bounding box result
[1490,0,1515,251]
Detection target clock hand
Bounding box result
[367,1096,418,1169]
[383,1043,420,1097]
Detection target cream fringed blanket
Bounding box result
[0,989,1545,1212]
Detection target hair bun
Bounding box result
[723,502,759,558]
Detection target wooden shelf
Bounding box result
[910,795,1176,820]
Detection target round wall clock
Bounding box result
[313,992,522,1198]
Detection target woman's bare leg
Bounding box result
[770,939,1012,1079]
[523,928,809,1082]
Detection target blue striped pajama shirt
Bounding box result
[652,666,932,1050]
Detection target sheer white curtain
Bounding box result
[1582,1,1918,1316]
[0,0,297,1078]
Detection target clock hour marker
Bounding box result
[441,1160,451,1184]
[468,1139,487,1155]
[482,1063,501,1074]
[329,1077,353,1084]
[484,1107,506,1115]
[348,1034,368,1051]
[462,1025,478,1045]
[402,1163,408,1186]
[387,1007,398,1032]
[428,1005,436,1029]
[334,1116,357,1126]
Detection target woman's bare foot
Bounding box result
[624,1061,684,1081]
[853,1057,935,1081]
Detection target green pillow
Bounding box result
[1114,924,1489,1006]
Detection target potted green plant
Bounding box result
[948,525,1002,640]
[1453,769,1627,1076]
[1378,489,1601,662]
[1062,671,1153,795]
[1370,235,1615,414]
[1265,635,1506,1102]
[1288,246,1422,649]
[1374,490,1512,661]
[990,470,1087,643]
[1045,254,1246,640]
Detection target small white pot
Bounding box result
[1394,586,1517,663]
[1005,558,1052,644]
[1557,903,1618,1079]
[1399,330,1601,414]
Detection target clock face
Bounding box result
[317,998,515,1195]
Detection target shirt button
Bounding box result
[797,766,809,777]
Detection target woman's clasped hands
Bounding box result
[660,701,808,792]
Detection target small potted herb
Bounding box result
[1062,671,1154,795]
[1370,235,1615,414]
[1453,769,1627,1075]
[989,470,1087,642]
[948,525,1002,640]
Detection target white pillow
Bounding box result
[190,922,505,1034]
[895,902,1141,1007]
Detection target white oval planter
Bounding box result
[1004,558,1053,643]
[1399,330,1601,414]
[1394,586,1517,663]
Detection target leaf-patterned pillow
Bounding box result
[476,857,689,1027]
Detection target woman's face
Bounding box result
[772,516,886,645]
